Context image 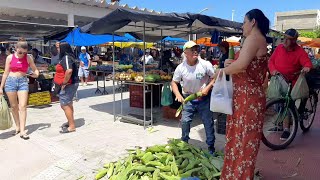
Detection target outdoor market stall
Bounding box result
[81,7,242,128]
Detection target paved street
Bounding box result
[0,81,319,180]
[0,81,226,180]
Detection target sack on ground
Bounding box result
[267,75,288,99]
[291,74,309,100]
[161,82,173,106]
[0,96,13,130]
[210,70,233,115]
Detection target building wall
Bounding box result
[275,9,319,32]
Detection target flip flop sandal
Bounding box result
[59,128,76,134]
[60,123,69,128]
[13,130,20,136]
[20,134,30,140]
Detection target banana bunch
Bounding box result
[95,139,224,180]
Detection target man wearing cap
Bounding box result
[268,28,312,140]
[171,41,216,154]
[79,46,91,86]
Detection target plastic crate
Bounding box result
[162,106,181,120]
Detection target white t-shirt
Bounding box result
[173,59,215,94]
[141,55,154,65]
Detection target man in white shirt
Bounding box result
[171,41,216,154]
[140,49,154,65]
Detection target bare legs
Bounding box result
[6,90,29,137]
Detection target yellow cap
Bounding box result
[183,41,199,51]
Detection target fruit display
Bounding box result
[113,69,172,83]
[144,74,156,83]
[96,65,113,71]
[88,66,97,71]
[95,139,224,180]
[134,75,144,82]
[47,65,56,72]
[116,64,133,71]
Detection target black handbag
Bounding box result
[51,82,62,96]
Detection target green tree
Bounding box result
[299,27,320,38]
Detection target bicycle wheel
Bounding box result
[300,91,318,132]
[262,98,298,150]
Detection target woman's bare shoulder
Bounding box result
[6,54,13,61]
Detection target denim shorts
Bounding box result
[78,66,89,78]
[4,76,29,92]
[59,83,79,106]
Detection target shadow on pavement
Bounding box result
[60,118,86,128]
[0,123,51,139]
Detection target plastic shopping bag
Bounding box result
[0,95,13,130]
[291,74,309,100]
[210,70,233,115]
[267,75,289,99]
[161,82,173,106]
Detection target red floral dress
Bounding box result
[221,55,268,180]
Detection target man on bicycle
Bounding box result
[268,28,312,140]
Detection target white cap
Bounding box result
[81,46,86,50]
[183,41,199,51]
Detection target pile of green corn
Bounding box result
[95,139,224,180]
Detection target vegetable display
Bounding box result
[95,139,224,180]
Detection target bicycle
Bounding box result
[262,73,319,150]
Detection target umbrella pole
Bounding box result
[112,32,116,122]
[143,21,146,129]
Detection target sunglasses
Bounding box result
[186,47,200,54]
[17,51,27,55]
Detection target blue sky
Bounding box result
[120,0,320,27]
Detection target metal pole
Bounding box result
[112,33,116,122]
[151,85,153,126]
[143,22,146,129]
[160,29,163,70]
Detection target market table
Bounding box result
[88,70,112,95]
[110,79,166,128]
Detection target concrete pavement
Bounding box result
[0,81,226,180]
[1,81,320,179]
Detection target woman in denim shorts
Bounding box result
[53,42,79,133]
[0,38,39,140]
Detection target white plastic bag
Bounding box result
[0,95,13,130]
[210,70,233,115]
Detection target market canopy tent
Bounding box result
[195,37,240,47]
[61,28,130,46]
[161,36,187,43]
[301,38,320,48]
[0,19,73,40]
[80,8,242,42]
[104,42,154,48]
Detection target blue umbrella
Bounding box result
[61,28,130,46]
[161,36,187,43]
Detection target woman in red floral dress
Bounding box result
[209,9,270,179]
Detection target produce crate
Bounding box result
[129,85,161,108]
[130,93,151,108]
[28,91,51,106]
[162,106,181,121]
[129,85,143,96]
[216,113,227,135]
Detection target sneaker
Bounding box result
[81,83,84,86]
[280,131,290,140]
[208,146,216,156]
[267,127,284,132]
[84,83,87,86]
